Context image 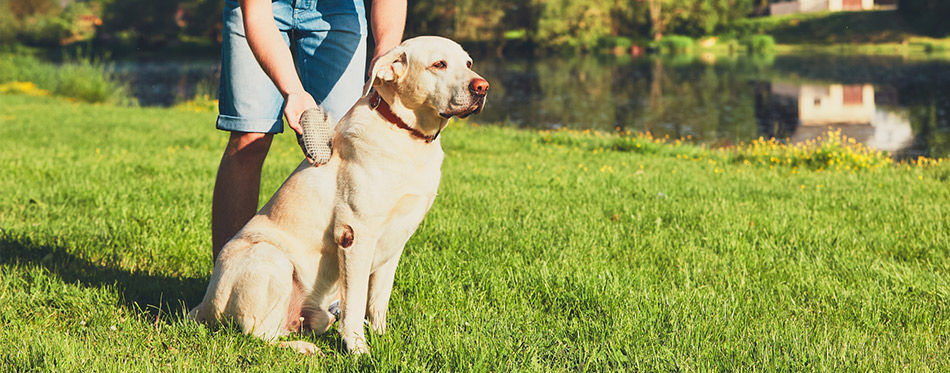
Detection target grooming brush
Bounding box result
[298,106,334,166]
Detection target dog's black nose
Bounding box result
[470,78,489,97]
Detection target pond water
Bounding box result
[112,53,950,159]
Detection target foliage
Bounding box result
[5,0,947,54]
[655,35,694,54]
[408,0,526,43]
[691,0,755,36]
[173,94,218,113]
[97,0,187,47]
[0,82,52,97]
[0,0,224,48]
[534,0,615,50]
[0,0,102,46]
[540,128,911,172]
[897,0,950,37]
[645,0,690,41]
[729,10,918,44]
[645,0,754,41]
[597,36,634,51]
[742,34,775,54]
[0,52,136,105]
[726,130,894,171]
[406,0,758,51]
[2,94,949,369]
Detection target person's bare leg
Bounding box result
[212,132,274,262]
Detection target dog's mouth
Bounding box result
[439,96,486,119]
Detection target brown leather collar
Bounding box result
[370,91,439,143]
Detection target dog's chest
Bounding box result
[368,156,441,268]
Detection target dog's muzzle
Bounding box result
[440,78,490,119]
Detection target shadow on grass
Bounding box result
[0,234,206,317]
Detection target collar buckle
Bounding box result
[369,90,381,110]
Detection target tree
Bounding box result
[1,0,103,46]
[646,0,691,41]
[690,0,754,36]
[898,0,950,37]
[535,0,614,49]
[644,0,753,41]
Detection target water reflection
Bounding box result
[769,83,914,152]
[112,53,950,159]
[111,60,220,107]
[471,54,950,159]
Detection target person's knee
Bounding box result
[224,132,273,162]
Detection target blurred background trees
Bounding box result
[897,0,950,37]
[1,0,946,53]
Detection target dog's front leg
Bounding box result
[335,220,375,354]
[366,255,401,335]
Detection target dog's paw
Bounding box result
[368,313,387,335]
[277,340,324,356]
[343,336,370,355]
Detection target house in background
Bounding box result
[770,83,913,153]
[770,0,874,15]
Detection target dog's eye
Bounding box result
[431,60,447,69]
[466,61,472,69]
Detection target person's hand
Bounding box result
[284,90,318,135]
[283,90,318,161]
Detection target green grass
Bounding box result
[2,94,949,370]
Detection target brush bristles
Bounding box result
[299,107,334,165]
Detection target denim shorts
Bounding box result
[217,0,367,134]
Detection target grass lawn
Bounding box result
[1,94,949,370]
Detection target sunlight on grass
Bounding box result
[538,126,946,173]
[172,94,218,113]
[0,81,52,97]
[2,94,948,370]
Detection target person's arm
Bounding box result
[239,0,315,136]
[368,0,407,73]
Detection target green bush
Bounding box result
[595,36,636,54]
[742,34,775,54]
[0,52,136,105]
[909,40,950,53]
[598,36,633,49]
[656,35,694,55]
[0,0,100,46]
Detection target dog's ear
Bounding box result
[362,47,408,97]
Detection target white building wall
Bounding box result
[798,84,875,126]
[770,2,800,16]
[801,0,830,13]
[770,0,871,15]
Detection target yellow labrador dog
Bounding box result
[189,36,488,355]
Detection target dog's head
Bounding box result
[365,36,488,130]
